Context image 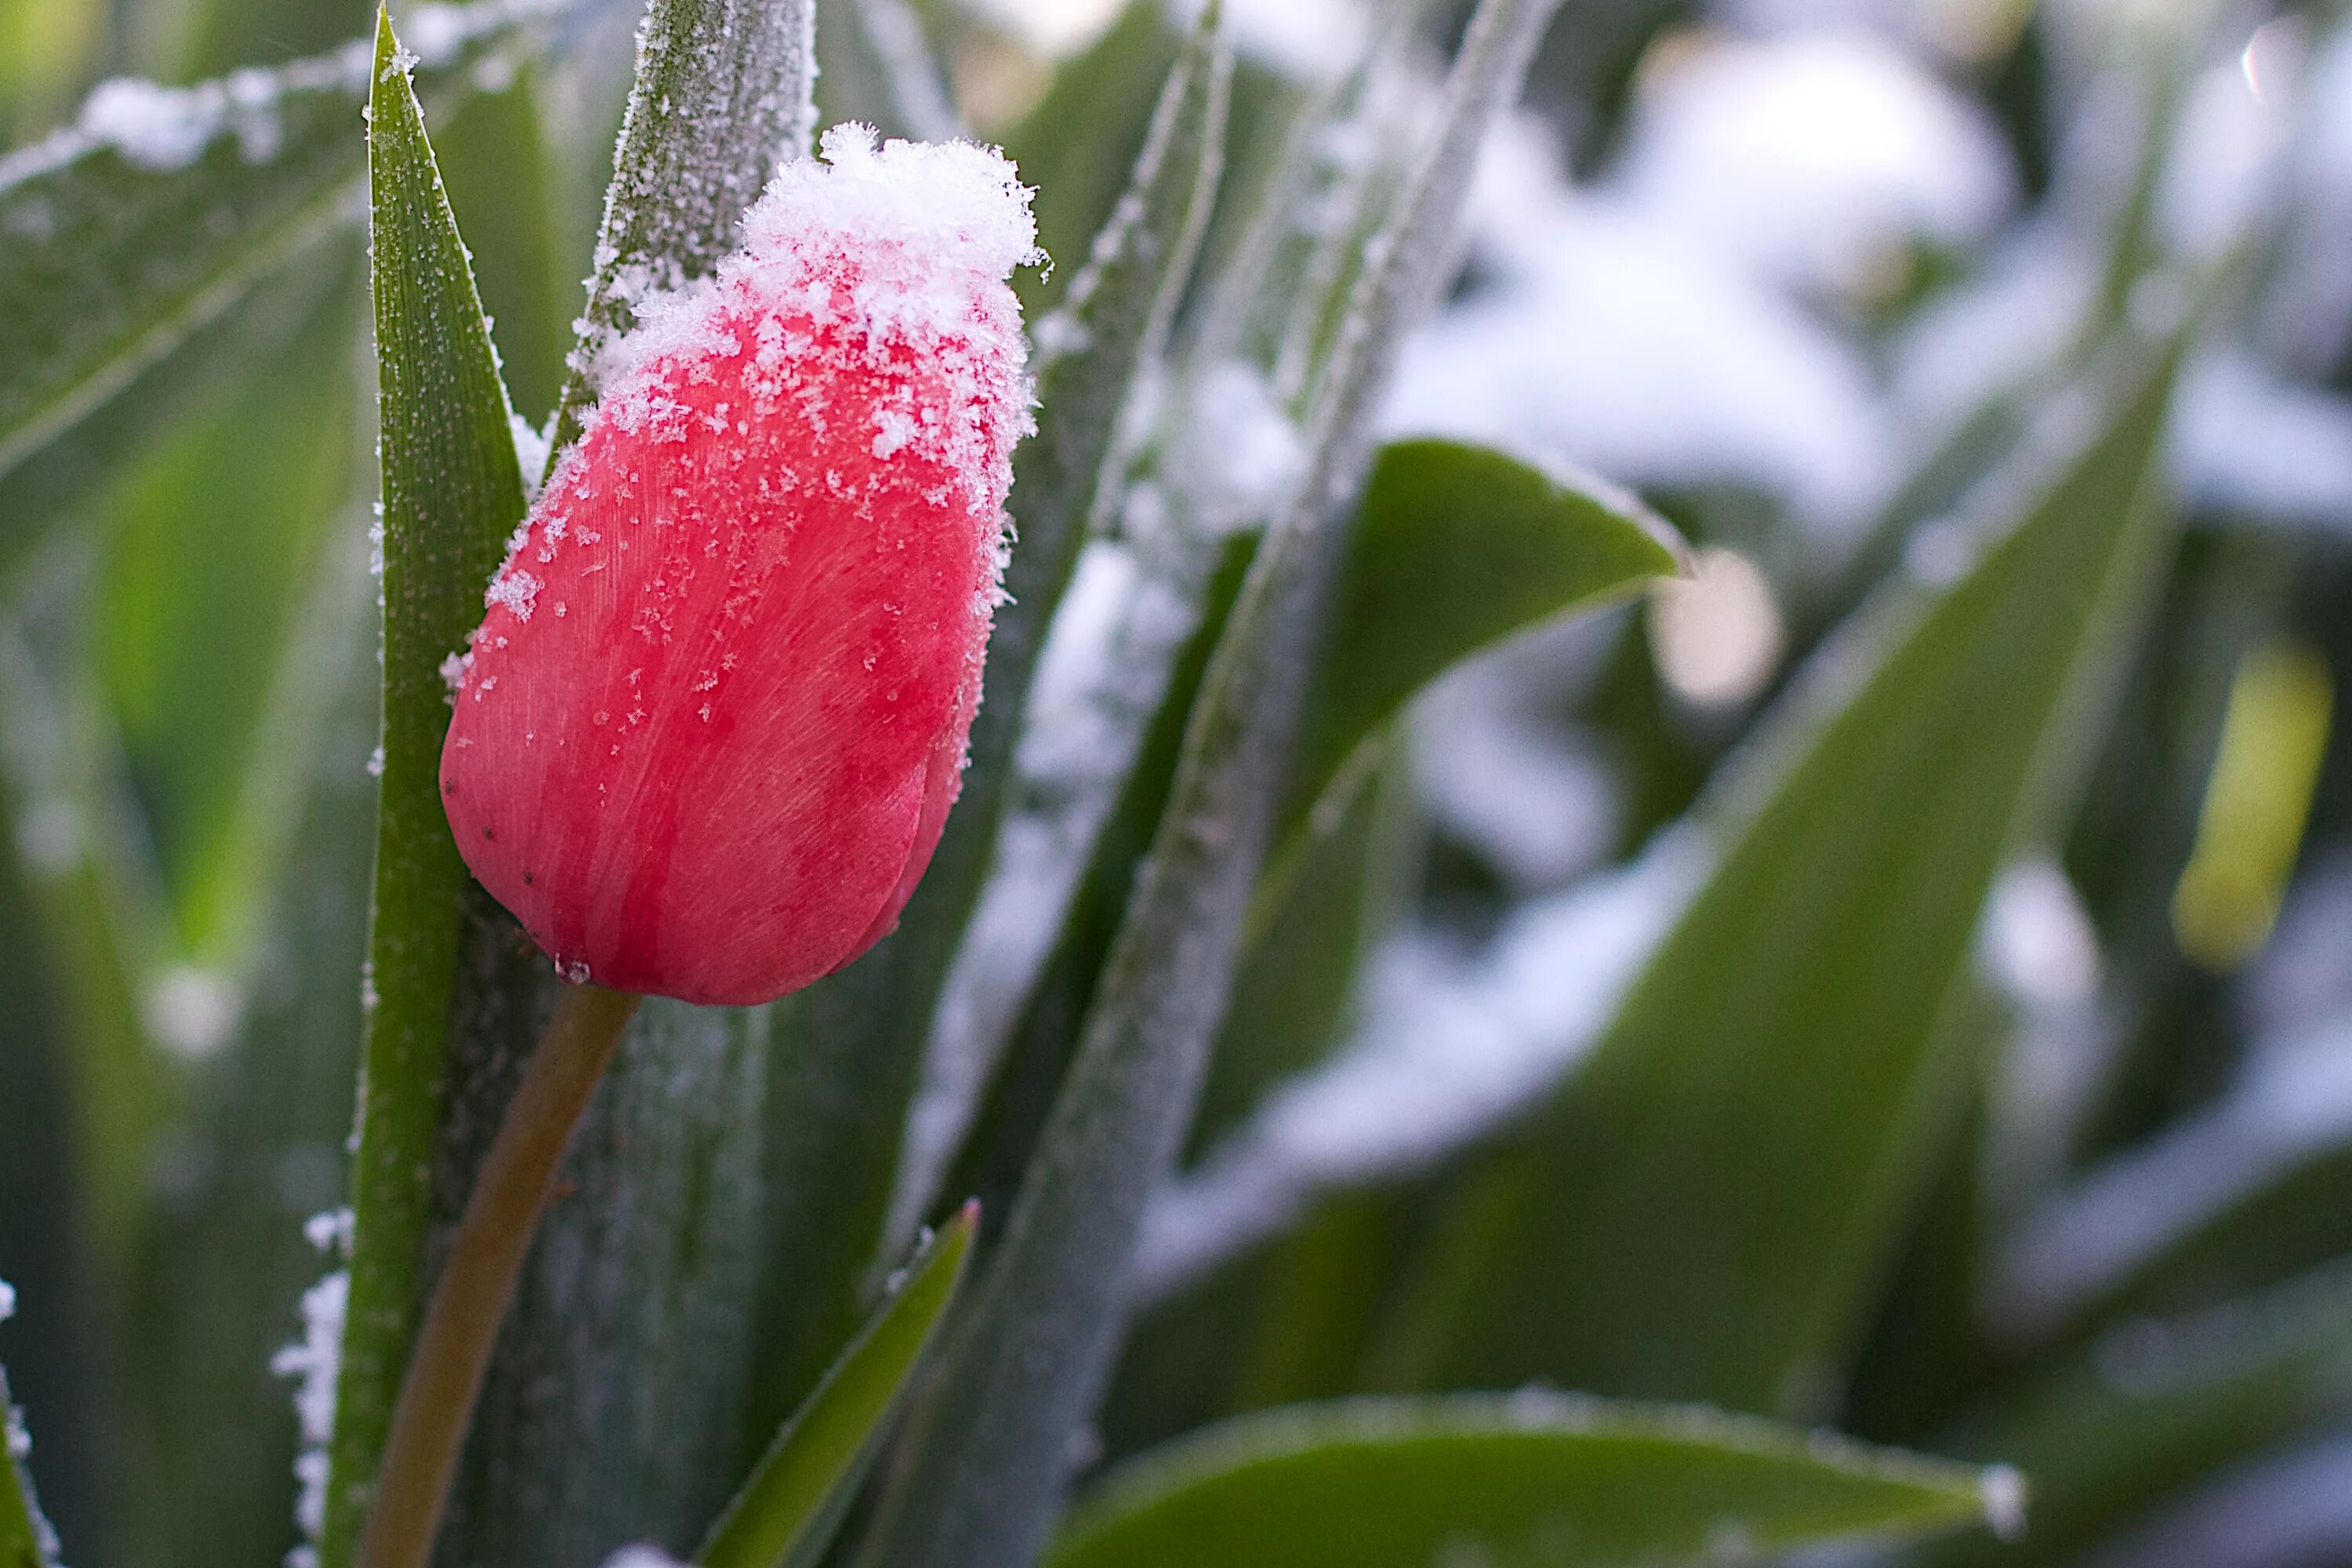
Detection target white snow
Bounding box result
[273,1268,350,1553]
[583,123,1038,510]
[1612,31,2014,298]
[1410,619,1624,891]
[1980,856,2103,1010]
[1387,120,1895,535]
[145,964,241,1061]
[1133,830,1709,1298]
[0,1279,13,1323]
[601,1549,688,1568]
[2171,352,2352,532]
[1989,1007,2352,1339]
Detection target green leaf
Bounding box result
[543,0,818,450]
[1047,1394,2008,1568]
[97,255,362,964]
[701,1208,978,1568]
[1420,331,2190,1417]
[748,13,1232,1433]
[0,1362,60,1568]
[0,0,553,506]
[321,16,528,1566]
[1913,1258,2352,1567]
[858,7,1569,1568]
[1261,439,1680,914]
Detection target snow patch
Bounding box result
[273,1267,349,1555]
[1134,832,1709,1298]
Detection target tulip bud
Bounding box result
[440,125,1037,1006]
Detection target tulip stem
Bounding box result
[354,982,644,1568]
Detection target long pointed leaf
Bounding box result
[1047,1395,2010,1568]
[700,1208,978,1568]
[0,0,557,499]
[1425,328,2192,1417]
[857,6,1567,1567]
[321,16,528,1564]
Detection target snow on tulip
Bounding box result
[439,125,1039,1006]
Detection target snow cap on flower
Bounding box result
[440,125,1038,1006]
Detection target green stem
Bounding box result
[354,982,643,1568]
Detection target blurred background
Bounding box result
[5,0,2352,1565]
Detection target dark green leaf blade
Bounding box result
[1047,1395,2007,1568]
[1425,330,2190,1417]
[0,0,552,494]
[700,1207,978,1568]
[322,16,529,1566]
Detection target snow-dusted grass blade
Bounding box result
[322,17,529,1567]
[0,1362,60,1568]
[1046,1393,2006,1568]
[1916,1258,2352,1568]
[1418,328,2191,1419]
[543,0,817,450]
[750,13,1232,1420]
[0,0,556,498]
[699,1207,977,1568]
[855,5,1566,1566]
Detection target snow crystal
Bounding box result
[1133,832,1710,1298]
[485,565,543,622]
[510,412,552,499]
[303,1207,355,1257]
[274,1267,349,1549]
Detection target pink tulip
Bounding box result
[439,125,1037,1006]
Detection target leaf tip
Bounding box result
[1979,1465,2027,1542]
